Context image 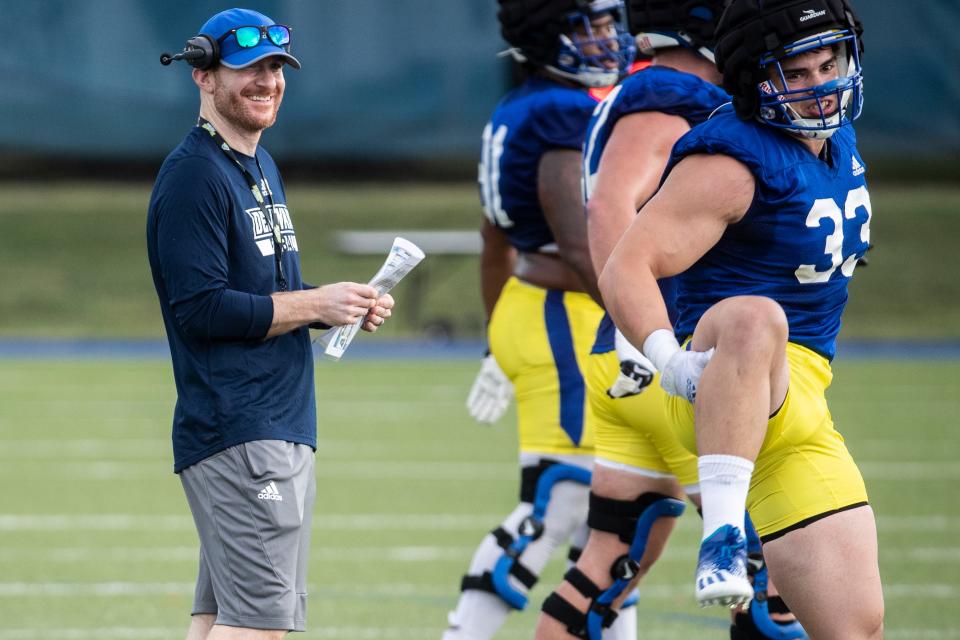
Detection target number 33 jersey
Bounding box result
[666,105,872,360]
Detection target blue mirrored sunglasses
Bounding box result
[217,25,291,49]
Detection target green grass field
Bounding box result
[1,356,958,638]
[1,182,958,339]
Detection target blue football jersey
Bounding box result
[583,66,731,200]
[667,106,872,360]
[585,67,729,354]
[478,76,600,253]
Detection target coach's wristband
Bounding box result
[643,328,681,372]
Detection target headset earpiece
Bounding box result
[184,34,218,70]
[160,34,219,69]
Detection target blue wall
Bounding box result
[1,0,957,164]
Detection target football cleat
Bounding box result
[695,524,754,608]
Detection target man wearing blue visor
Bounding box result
[147,8,394,639]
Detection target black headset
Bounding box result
[160,34,219,70]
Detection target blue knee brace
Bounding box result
[490,463,592,610]
[542,492,686,639]
[584,496,685,639]
[742,515,807,640]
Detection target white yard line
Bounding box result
[0,581,954,599]
[0,545,477,563]
[2,512,956,532]
[3,453,959,481]
[0,460,519,480]
[0,629,519,640]
[0,513,500,531]
[0,630,182,640]
[4,544,957,565]
[0,628,955,640]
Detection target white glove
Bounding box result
[607,329,656,399]
[466,354,513,424]
[659,347,715,403]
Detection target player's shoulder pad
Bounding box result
[525,77,597,149]
[667,106,769,178]
[615,67,730,125]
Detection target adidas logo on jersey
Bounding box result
[257,481,283,501]
[851,156,865,176]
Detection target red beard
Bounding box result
[213,85,281,134]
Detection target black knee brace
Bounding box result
[730,596,799,639]
[541,567,617,639]
[459,526,538,596]
[587,490,675,543]
[541,492,685,640]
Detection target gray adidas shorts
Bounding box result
[180,440,316,632]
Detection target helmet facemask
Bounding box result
[546,0,637,88]
[756,29,863,139]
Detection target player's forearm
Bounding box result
[598,253,672,358]
[537,149,602,303]
[265,290,320,338]
[479,221,516,321]
[586,195,637,277]
[561,243,603,306]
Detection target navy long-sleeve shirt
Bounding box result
[147,126,316,472]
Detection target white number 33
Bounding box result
[795,186,872,284]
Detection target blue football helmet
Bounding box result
[715,0,864,138]
[757,29,863,139]
[513,0,635,88]
[553,0,636,87]
[628,0,725,63]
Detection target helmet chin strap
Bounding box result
[782,95,844,139]
[544,64,619,88]
[634,31,716,63]
[785,119,841,139]
[548,32,624,88]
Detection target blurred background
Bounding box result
[0,0,958,342]
[1,1,959,638]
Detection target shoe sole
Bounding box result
[696,579,753,609]
[698,592,753,608]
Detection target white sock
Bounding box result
[604,596,638,640]
[442,590,511,640]
[697,454,753,542]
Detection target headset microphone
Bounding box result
[159,35,218,69]
[160,48,205,65]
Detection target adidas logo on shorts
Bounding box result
[257,481,283,501]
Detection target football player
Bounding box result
[537,2,805,638]
[599,0,883,637]
[448,1,636,638]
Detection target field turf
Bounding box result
[1,356,958,638]
[0,183,958,340]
